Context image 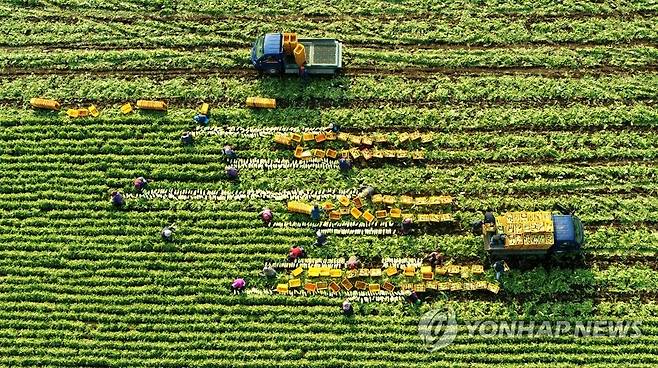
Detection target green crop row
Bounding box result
[2,45,658,71]
[1,15,657,47]
[3,74,658,106]
[11,0,658,17]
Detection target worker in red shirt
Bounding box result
[288,245,305,262]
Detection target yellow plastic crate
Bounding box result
[304,282,317,292]
[341,278,353,290]
[471,265,485,274]
[338,196,350,207]
[362,211,375,223]
[88,105,100,117]
[400,196,414,206]
[303,132,315,141]
[487,282,500,294]
[368,284,380,292]
[316,282,328,290]
[308,267,321,277]
[246,97,275,109]
[404,266,415,277]
[369,268,382,277]
[350,207,363,220]
[315,132,326,143]
[319,267,331,277]
[420,266,432,274]
[382,195,396,205]
[450,282,463,291]
[199,102,209,115]
[447,265,462,274]
[371,194,383,204]
[291,133,303,143]
[30,98,60,110]
[294,146,303,159]
[137,100,167,111]
[330,269,342,278]
[352,197,363,208]
[375,210,387,219]
[382,282,395,292]
[389,208,402,218]
[291,267,304,277]
[414,284,426,292]
[273,134,291,146]
[359,268,370,277]
[329,281,341,293]
[386,267,398,276]
[120,103,133,114]
[314,149,325,159]
[289,278,301,288]
[277,284,289,294]
[326,149,337,159]
[329,211,341,221]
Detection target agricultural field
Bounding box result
[2,0,658,366]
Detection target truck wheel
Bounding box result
[267,68,279,75]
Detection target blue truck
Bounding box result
[473,209,585,258]
[251,33,343,75]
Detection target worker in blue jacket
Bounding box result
[339,157,352,171]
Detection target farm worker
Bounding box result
[259,207,273,226]
[261,265,277,277]
[226,166,239,180]
[327,123,340,133]
[401,218,413,235]
[493,260,505,281]
[346,255,360,270]
[407,291,420,305]
[338,157,352,171]
[426,251,445,267]
[315,230,327,246]
[299,65,309,83]
[222,145,236,159]
[288,245,305,262]
[359,186,375,199]
[181,132,193,145]
[490,234,506,248]
[110,191,124,207]
[231,278,246,292]
[310,205,322,220]
[193,113,209,126]
[342,300,354,316]
[133,177,148,191]
[484,208,496,225]
[161,224,175,241]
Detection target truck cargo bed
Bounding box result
[284,38,342,74]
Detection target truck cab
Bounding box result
[251,33,343,75]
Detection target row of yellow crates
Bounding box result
[289,264,485,279]
[277,279,500,294]
[274,131,435,147]
[292,146,425,161]
[31,97,268,113]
